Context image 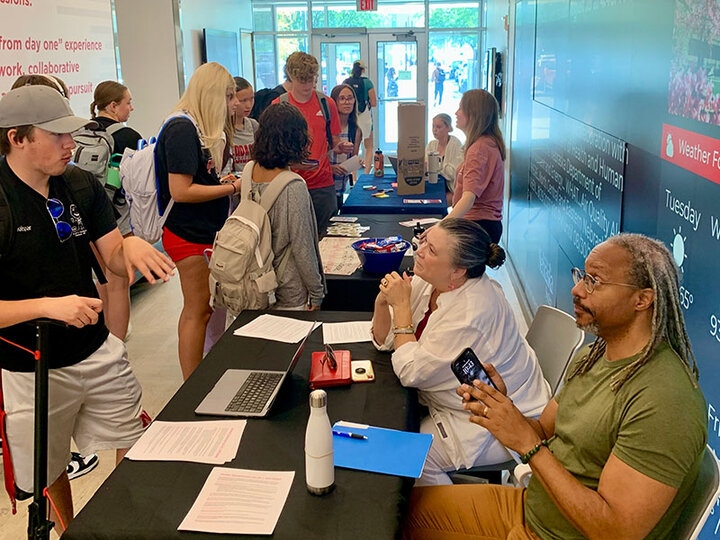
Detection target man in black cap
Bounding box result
[0,85,174,532]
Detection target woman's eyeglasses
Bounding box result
[337,96,355,103]
[46,198,72,242]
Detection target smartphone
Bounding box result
[450,348,497,389]
[351,360,375,383]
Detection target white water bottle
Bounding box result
[305,389,335,495]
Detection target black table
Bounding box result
[65,311,419,540]
[321,214,443,312]
[340,173,448,215]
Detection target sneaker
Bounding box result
[67,452,99,480]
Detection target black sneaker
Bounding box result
[67,452,99,480]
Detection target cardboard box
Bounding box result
[397,102,426,195]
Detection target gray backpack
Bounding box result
[208,162,302,315]
[72,123,124,186]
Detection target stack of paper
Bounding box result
[232,314,320,343]
[329,216,358,223]
[126,420,246,464]
[323,321,373,344]
[319,237,364,275]
[179,468,294,535]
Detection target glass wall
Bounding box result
[251,0,484,148]
[427,1,481,143]
[427,31,480,144]
[252,0,482,91]
[311,1,425,28]
[252,2,311,87]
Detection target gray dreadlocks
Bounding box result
[567,233,699,392]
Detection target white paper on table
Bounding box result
[178,468,294,535]
[398,217,441,227]
[329,215,358,223]
[232,314,321,343]
[319,237,365,276]
[126,420,246,464]
[339,155,363,173]
[323,321,373,344]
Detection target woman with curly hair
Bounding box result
[246,102,325,310]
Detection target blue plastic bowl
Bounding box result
[351,238,411,274]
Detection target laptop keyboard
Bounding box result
[225,372,284,413]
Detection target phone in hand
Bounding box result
[450,347,498,390]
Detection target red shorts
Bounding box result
[162,228,212,263]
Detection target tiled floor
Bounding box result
[0,264,527,539]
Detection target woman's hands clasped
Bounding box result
[378,271,413,308]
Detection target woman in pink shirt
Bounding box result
[449,89,505,244]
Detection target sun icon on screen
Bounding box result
[671,227,687,272]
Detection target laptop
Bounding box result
[195,322,315,418]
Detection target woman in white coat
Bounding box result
[371,219,550,485]
[425,113,463,203]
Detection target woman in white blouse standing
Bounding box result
[371,219,550,486]
[426,113,463,204]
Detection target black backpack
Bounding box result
[249,84,287,120]
[279,90,334,151]
[343,76,368,113]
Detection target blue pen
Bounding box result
[333,430,368,440]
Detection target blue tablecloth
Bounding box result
[340,173,448,215]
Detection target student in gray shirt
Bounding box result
[249,102,325,309]
[231,77,259,173]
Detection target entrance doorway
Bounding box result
[312,31,428,158]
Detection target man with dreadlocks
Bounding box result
[402,233,707,540]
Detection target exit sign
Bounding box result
[357,0,377,11]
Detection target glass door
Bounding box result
[369,33,428,154]
[312,36,369,96]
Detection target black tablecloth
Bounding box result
[322,214,443,312]
[340,174,447,215]
[65,311,419,540]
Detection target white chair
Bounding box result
[450,305,583,484]
[525,305,584,395]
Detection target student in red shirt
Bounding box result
[273,51,352,230]
[449,89,506,244]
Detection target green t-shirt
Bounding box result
[525,341,707,540]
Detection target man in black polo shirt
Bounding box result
[0,85,174,533]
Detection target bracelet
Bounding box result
[392,324,414,335]
[520,440,549,464]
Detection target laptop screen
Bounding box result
[286,321,315,374]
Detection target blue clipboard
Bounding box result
[332,421,433,478]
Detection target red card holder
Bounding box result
[310,350,352,389]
